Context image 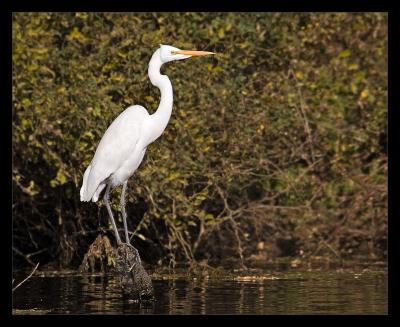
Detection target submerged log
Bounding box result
[80,235,154,302]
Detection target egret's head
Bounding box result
[159,44,215,63]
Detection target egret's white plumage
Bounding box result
[79,44,214,246]
[80,105,149,202]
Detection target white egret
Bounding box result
[80,44,214,249]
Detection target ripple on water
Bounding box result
[12,269,387,314]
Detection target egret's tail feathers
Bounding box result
[80,165,93,202]
[80,165,106,202]
[80,193,92,202]
[80,188,95,202]
[80,187,93,202]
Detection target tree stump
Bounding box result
[80,235,154,302]
[114,243,154,301]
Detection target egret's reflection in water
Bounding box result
[12,269,387,314]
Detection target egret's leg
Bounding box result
[120,181,130,244]
[104,184,122,245]
[120,182,142,263]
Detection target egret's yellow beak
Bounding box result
[172,50,215,56]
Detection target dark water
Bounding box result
[12,268,387,314]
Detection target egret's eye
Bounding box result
[171,51,178,55]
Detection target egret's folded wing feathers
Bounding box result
[80,106,148,201]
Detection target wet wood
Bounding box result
[114,243,154,301]
[79,235,154,301]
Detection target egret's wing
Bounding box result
[81,106,148,201]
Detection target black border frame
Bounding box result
[2,0,397,321]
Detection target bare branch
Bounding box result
[12,263,39,293]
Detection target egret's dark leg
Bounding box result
[120,182,141,264]
[104,184,122,245]
[120,181,130,244]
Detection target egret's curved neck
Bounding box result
[148,49,173,142]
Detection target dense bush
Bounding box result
[12,13,387,268]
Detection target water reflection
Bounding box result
[12,269,387,314]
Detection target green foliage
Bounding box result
[13,13,387,267]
